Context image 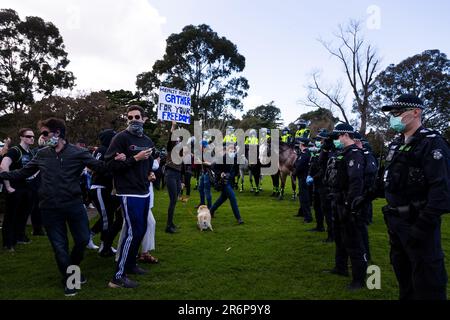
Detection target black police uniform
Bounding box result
[362,145,378,225]
[383,126,450,300]
[294,144,312,222]
[328,143,368,286]
[308,149,324,231]
[357,146,378,261]
[317,133,335,241]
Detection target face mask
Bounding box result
[45,136,59,148]
[127,121,144,137]
[228,152,236,158]
[334,139,344,150]
[315,141,322,148]
[389,115,407,133]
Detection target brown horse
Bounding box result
[278,142,298,200]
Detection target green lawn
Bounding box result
[0,177,449,300]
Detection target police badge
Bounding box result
[349,160,354,167]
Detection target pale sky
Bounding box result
[2,0,449,126]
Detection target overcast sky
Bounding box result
[2,0,449,125]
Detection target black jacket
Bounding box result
[0,144,106,209]
[105,130,154,196]
[91,129,117,189]
[294,149,311,178]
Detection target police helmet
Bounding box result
[316,129,329,140]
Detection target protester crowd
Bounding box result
[0,94,449,300]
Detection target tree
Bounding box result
[0,9,75,114]
[1,92,122,146]
[304,20,380,134]
[240,101,283,130]
[136,24,249,129]
[288,108,339,135]
[369,49,450,134]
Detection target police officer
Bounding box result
[353,132,378,262]
[223,126,237,145]
[245,129,261,194]
[325,123,368,290]
[294,138,312,223]
[307,130,330,233]
[317,129,335,242]
[281,127,293,145]
[381,94,450,300]
[295,119,311,142]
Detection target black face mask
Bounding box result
[127,121,144,137]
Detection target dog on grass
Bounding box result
[197,205,213,231]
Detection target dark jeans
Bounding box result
[210,183,241,221]
[181,171,192,196]
[165,168,181,228]
[199,172,212,209]
[2,186,33,248]
[384,214,447,300]
[41,203,90,279]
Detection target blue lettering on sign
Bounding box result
[162,112,190,124]
[164,94,191,106]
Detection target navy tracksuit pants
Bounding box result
[114,196,149,280]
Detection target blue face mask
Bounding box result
[315,141,322,148]
[389,115,406,133]
[45,136,59,148]
[334,139,344,150]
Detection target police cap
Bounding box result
[381,94,425,112]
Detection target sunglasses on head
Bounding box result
[128,115,141,121]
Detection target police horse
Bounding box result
[258,140,297,200]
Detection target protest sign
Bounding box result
[158,86,191,124]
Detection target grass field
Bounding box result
[0,177,449,300]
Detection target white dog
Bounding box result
[197,205,213,231]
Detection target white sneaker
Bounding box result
[88,203,95,209]
[97,241,104,253]
[86,234,99,250]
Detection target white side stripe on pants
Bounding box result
[116,196,133,279]
[97,188,109,231]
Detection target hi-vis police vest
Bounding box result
[223,134,237,143]
[245,136,259,145]
[295,128,311,139]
